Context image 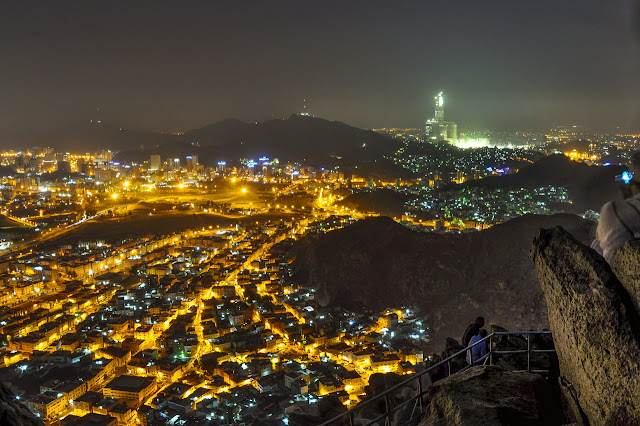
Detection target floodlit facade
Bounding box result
[425,91,457,142]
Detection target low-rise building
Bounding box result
[103,375,156,404]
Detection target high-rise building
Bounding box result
[186,155,198,172]
[100,150,113,162]
[56,160,71,173]
[425,91,457,143]
[434,92,445,122]
[149,154,161,171]
[168,158,179,170]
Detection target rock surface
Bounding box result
[613,239,640,313]
[424,338,467,383]
[290,395,347,426]
[0,382,43,426]
[531,226,640,425]
[292,213,595,352]
[348,371,430,425]
[420,365,563,425]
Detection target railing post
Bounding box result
[418,374,424,413]
[489,335,493,365]
[527,334,531,373]
[384,394,390,426]
[317,331,555,426]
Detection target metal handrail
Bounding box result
[318,330,553,426]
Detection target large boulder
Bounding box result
[613,239,640,313]
[425,338,467,383]
[531,226,640,424]
[351,372,426,425]
[420,365,563,425]
[291,395,349,426]
[318,396,348,423]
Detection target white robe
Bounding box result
[592,193,640,265]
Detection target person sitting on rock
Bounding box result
[462,316,485,347]
[467,328,488,365]
[592,152,640,265]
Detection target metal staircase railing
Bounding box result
[318,330,554,426]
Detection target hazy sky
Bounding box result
[1,0,640,143]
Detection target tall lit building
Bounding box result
[186,155,198,172]
[425,91,457,143]
[149,154,161,171]
[434,92,445,122]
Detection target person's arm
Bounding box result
[591,238,603,256]
[592,201,612,257]
[462,325,472,347]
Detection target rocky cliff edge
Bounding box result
[531,226,640,425]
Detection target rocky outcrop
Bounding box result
[348,369,431,425]
[290,395,347,426]
[424,338,468,383]
[0,382,43,426]
[293,213,596,352]
[420,365,563,425]
[531,226,640,424]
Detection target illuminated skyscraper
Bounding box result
[434,92,445,122]
[425,91,457,143]
[149,154,161,171]
[186,155,198,172]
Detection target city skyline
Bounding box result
[1,0,640,146]
[3,2,640,425]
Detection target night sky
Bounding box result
[1,0,639,144]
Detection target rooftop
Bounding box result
[104,375,153,393]
[60,413,117,426]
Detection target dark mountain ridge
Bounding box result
[183,114,398,161]
[41,115,399,167]
[292,214,596,352]
[337,189,412,217]
[461,154,624,212]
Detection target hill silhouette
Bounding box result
[41,116,399,167]
[337,189,411,217]
[292,214,595,352]
[183,115,398,161]
[461,154,624,212]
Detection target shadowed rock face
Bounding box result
[0,382,43,426]
[292,213,595,352]
[531,226,640,425]
[420,365,563,426]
